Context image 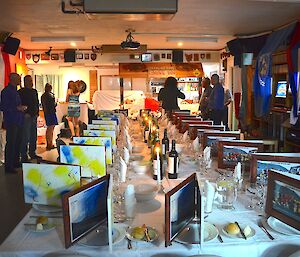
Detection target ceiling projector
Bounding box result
[120,31,140,50]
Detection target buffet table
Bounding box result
[1,122,300,257]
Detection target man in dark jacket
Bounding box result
[199,77,213,120]
[0,73,26,173]
[208,74,224,125]
[19,75,41,161]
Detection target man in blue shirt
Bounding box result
[0,73,26,173]
[208,74,224,125]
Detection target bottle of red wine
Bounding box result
[144,122,149,143]
[152,142,163,180]
[162,128,169,159]
[168,139,178,179]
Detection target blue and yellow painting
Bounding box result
[60,145,106,178]
[92,119,118,126]
[73,136,113,165]
[87,124,117,133]
[257,161,300,177]
[83,130,116,151]
[23,163,81,206]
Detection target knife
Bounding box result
[213,224,223,243]
[258,222,275,240]
[235,222,247,240]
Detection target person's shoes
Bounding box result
[30,155,43,160]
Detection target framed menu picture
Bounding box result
[62,175,110,248]
[249,153,300,183]
[83,130,117,151]
[265,170,300,232]
[218,140,264,170]
[165,173,203,247]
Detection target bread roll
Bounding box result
[226,223,240,235]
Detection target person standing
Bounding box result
[19,75,41,162]
[158,76,185,114]
[208,74,224,125]
[199,77,213,120]
[41,83,58,150]
[223,88,233,131]
[66,81,81,137]
[0,73,26,173]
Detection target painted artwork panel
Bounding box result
[257,161,300,177]
[73,136,113,165]
[272,180,300,223]
[92,119,118,126]
[87,124,117,133]
[69,179,108,242]
[60,145,106,178]
[83,130,116,151]
[207,136,236,156]
[223,145,258,165]
[23,163,81,206]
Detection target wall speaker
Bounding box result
[64,49,76,62]
[172,50,183,63]
[3,37,20,55]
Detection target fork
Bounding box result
[258,220,275,240]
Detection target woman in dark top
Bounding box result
[158,76,185,113]
[41,83,58,150]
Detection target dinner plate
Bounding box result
[267,216,300,236]
[175,222,218,244]
[24,223,56,233]
[126,226,159,242]
[43,252,91,257]
[222,225,255,239]
[32,204,62,213]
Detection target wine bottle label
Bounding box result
[153,160,160,175]
[162,144,166,155]
[168,157,178,174]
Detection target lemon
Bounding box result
[132,227,145,240]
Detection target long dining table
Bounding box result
[1,122,300,257]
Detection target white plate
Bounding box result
[113,224,126,245]
[32,204,62,213]
[222,224,255,239]
[267,216,300,236]
[43,252,91,257]
[176,222,218,244]
[126,226,159,242]
[24,223,56,233]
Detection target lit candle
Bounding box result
[156,147,161,184]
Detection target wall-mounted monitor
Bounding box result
[275,81,287,98]
[141,53,152,62]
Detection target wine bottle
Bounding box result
[144,122,149,143]
[153,142,163,181]
[168,140,178,179]
[147,120,152,148]
[162,128,169,159]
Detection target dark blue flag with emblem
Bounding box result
[253,23,296,117]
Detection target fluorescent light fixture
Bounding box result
[177,42,183,46]
[31,36,85,42]
[70,42,77,47]
[166,37,218,43]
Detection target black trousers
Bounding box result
[5,124,22,170]
[211,109,223,125]
[222,106,229,130]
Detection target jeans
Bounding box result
[21,114,37,160]
[5,124,22,170]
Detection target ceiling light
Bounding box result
[70,42,77,47]
[166,37,218,43]
[177,42,183,46]
[31,36,85,42]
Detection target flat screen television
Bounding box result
[275,81,287,98]
[141,53,152,62]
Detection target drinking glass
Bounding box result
[216,173,237,210]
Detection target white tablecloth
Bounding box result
[1,123,300,257]
[56,103,89,125]
[92,90,145,112]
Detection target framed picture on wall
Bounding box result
[51,54,59,60]
[265,170,300,232]
[76,53,83,60]
[167,53,172,59]
[84,53,89,60]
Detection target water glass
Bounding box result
[216,174,237,210]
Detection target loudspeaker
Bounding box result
[172,50,183,63]
[3,37,20,55]
[64,49,76,62]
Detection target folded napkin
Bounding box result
[193,137,200,152]
[204,180,215,213]
[124,184,136,219]
[206,159,212,169]
[182,131,188,141]
[126,138,133,153]
[123,146,130,164]
[119,157,127,183]
[203,146,211,162]
[234,162,242,181]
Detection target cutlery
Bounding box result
[258,221,275,240]
[126,237,132,249]
[235,222,247,240]
[213,224,223,243]
[142,224,151,242]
